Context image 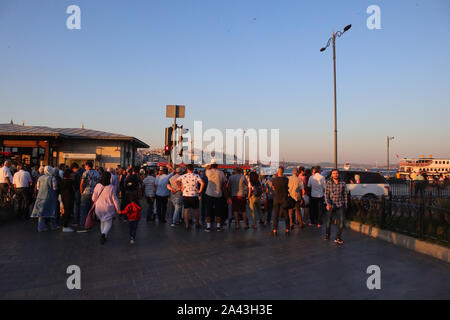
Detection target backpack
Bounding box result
[253,183,263,198]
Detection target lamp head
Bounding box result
[343,24,352,32]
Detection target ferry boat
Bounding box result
[398,157,450,178]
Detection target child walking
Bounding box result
[119,194,142,244]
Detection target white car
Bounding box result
[325,171,390,200]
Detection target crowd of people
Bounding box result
[0,159,350,246]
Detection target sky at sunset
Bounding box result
[1,0,449,165]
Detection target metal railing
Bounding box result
[388,179,450,201]
[349,196,450,246]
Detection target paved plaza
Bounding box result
[0,212,449,300]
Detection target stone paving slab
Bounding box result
[0,215,449,300]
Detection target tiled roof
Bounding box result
[0,123,149,148]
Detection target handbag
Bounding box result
[283,195,297,210]
[85,186,105,229]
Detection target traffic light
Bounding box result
[164,144,171,156]
[165,127,174,156]
[165,127,173,146]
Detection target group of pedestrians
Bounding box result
[0,159,350,245]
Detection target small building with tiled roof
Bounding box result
[0,122,149,168]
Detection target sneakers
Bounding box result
[324,234,330,241]
[334,238,344,245]
[204,227,211,233]
[170,223,176,228]
[216,226,222,232]
[130,238,135,245]
[62,227,75,233]
[100,234,106,245]
[76,227,90,233]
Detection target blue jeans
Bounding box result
[326,206,345,239]
[171,195,183,224]
[146,196,155,221]
[38,217,57,232]
[80,193,93,228]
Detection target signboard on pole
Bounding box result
[166,105,185,118]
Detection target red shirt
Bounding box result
[120,202,142,221]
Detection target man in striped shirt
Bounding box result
[324,169,349,245]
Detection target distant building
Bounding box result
[0,123,149,168]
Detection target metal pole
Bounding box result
[387,136,390,178]
[332,32,338,170]
[243,129,246,165]
[190,139,194,164]
[172,116,177,169]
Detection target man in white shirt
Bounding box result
[307,166,326,227]
[0,160,13,202]
[143,169,156,222]
[13,164,33,219]
[176,164,205,229]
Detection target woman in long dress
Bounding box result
[92,171,120,244]
[31,166,59,232]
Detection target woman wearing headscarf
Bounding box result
[31,166,59,232]
[92,171,120,244]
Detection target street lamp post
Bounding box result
[387,136,395,178]
[242,129,246,165]
[320,24,352,170]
